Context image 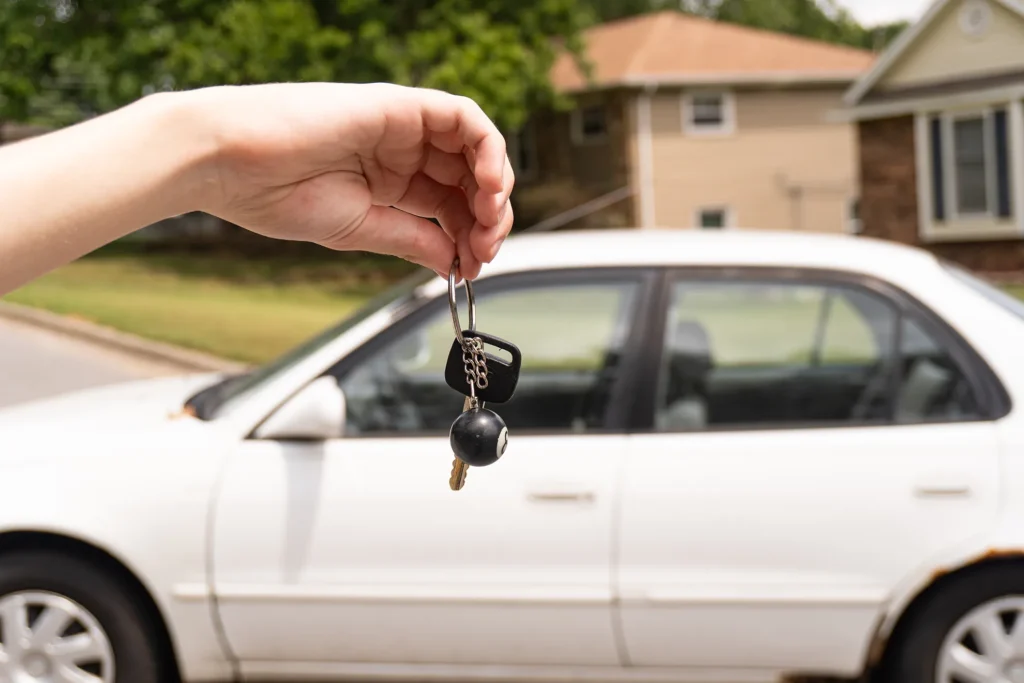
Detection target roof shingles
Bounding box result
[551,11,877,92]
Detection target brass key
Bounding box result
[449,395,474,491]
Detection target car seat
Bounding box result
[656,320,713,430]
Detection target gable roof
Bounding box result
[844,0,1024,106]
[550,10,876,93]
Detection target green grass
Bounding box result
[3,251,388,365]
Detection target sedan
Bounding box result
[2,228,1024,683]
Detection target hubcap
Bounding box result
[0,591,114,683]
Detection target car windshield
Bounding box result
[184,267,437,420]
[942,261,1024,323]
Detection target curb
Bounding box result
[0,301,250,374]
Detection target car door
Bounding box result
[615,268,1003,675]
[212,267,656,671]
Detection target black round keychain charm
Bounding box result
[450,404,508,467]
[444,258,522,489]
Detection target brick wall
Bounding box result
[858,115,1024,276]
[857,116,919,245]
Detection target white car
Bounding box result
[3,228,1024,683]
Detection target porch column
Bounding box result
[1011,99,1024,237]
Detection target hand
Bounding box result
[189,82,515,279]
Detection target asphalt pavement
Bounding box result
[0,317,181,407]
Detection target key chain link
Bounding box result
[449,258,489,401]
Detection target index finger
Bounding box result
[417,91,506,199]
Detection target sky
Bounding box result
[838,0,933,25]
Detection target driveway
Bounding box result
[0,317,180,407]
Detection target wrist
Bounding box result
[130,88,224,219]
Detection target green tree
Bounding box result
[7,0,590,133]
[0,0,90,140]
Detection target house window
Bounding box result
[683,91,735,135]
[848,198,862,234]
[696,207,730,229]
[932,108,1013,221]
[508,123,538,180]
[919,106,1015,236]
[572,104,608,144]
[951,115,990,214]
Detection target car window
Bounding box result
[336,276,643,436]
[896,316,979,422]
[653,278,982,431]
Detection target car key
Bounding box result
[445,259,516,491]
[449,395,472,491]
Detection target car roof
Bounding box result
[482,228,943,283]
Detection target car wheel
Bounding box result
[885,564,1024,683]
[0,550,165,683]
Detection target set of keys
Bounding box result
[444,258,522,491]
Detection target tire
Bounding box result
[0,549,165,683]
[883,563,1024,683]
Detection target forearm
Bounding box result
[0,92,216,295]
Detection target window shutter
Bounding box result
[994,108,1012,218]
[930,116,945,222]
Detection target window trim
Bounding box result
[507,123,538,182]
[628,265,1010,434]
[942,107,998,220]
[323,266,662,439]
[571,103,609,146]
[846,197,861,234]
[682,90,736,137]
[694,206,733,229]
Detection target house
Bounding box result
[510,11,876,234]
[843,0,1024,276]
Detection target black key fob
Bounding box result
[444,330,521,404]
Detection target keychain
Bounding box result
[444,258,522,491]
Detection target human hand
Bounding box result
[185,82,515,280]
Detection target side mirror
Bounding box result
[254,375,346,440]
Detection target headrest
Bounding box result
[668,320,713,369]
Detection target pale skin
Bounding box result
[0,82,516,295]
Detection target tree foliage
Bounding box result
[0,0,912,134]
[1,0,592,131]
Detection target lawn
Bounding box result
[1,247,415,365]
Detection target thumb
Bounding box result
[320,205,457,275]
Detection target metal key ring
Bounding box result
[448,258,476,345]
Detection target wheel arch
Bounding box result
[864,548,1024,674]
[0,528,183,683]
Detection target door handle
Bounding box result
[526,489,596,504]
[914,481,971,497]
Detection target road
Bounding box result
[0,317,181,407]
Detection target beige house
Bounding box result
[512,11,876,233]
[843,0,1024,275]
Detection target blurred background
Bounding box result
[0,0,945,403]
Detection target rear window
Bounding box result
[943,261,1024,322]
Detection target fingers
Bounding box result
[422,146,480,219]
[418,92,504,192]
[470,153,515,265]
[322,205,456,275]
[393,172,481,277]
[416,90,512,231]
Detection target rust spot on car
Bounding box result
[168,404,197,420]
[975,547,1024,561]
